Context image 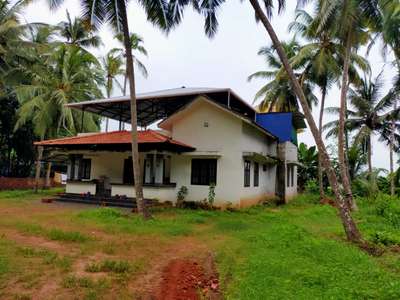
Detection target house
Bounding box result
[36,87,304,208]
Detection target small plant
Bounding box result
[47,229,89,243]
[369,231,400,246]
[62,275,94,289]
[304,180,319,194]
[85,259,133,274]
[177,186,188,207]
[208,183,216,206]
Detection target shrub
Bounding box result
[369,231,400,246]
[85,260,133,274]
[47,229,89,243]
[208,183,216,206]
[374,194,400,228]
[304,180,319,194]
[176,186,188,207]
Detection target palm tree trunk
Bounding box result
[390,101,396,196]
[119,1,150,219]
[344,90,357,210]
[318,86,327,200]
[368,135,372,175]
[248,0,362,243]
[105,87,111,132]
[45,162,52,189]
[123,74,128,96]
[338,29,356,211]
[34,145,43,193]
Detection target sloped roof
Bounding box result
[66,87,256,127]
[34,130,195,152]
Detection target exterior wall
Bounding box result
[88,152,129,183]
[66,181,96,194]
[169,99,243,206]
[285,142,298,201]
[278,141,298,202]
[167,98,278,207]
[240,122,277,207]
[63,97,281,208]
[111,185,176,202]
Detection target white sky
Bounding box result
[19,0,397,171]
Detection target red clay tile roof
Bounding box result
[34,130,194,149]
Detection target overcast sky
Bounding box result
[20,0,397,171]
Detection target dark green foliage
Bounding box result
[47,229,89,243]
[298,142,318,191]
[85,260,135,274]
[0,95,36,177]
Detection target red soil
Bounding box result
[156,259,220,300]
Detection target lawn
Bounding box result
[0,190,400,299]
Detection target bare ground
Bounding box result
[0,200,221,299]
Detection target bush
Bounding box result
[85,260,135,274]
[304,180,319,194]
[176,186,188,207]
[47,229,89,243]
[369,231,400,246]
[374,194,400,228]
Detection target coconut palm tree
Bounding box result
[370,0,400,196]
[0,0,29,77]
[324,72,400,176]
[14,45,103,138]
[172,0,364,241]
[289,9,370,201]
[44,0,220,219]
[314,0,381,211]
[251,0,364,240]
[101,48,125,131]
[57,10,102,49]
[115,32,148,94]
[248,39,318,112]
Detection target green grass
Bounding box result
[76,207,193,236]
[14,222,90,243]
[85,259,139,274]
[2,190,400,299]
[0,188,64,202]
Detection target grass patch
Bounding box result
[62,275,111,300]
[77,207,192,236]
[2,189,400,298]
[14,222,90,243]
[85,259,136,274]
[0,188,63,202]
[16,246,72,271]
[47,229,89,243]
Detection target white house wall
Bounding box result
[284,142,298,200]
[111,185,176,202]
[169,98,243,206]
[167,97,278,207]
[63,97,287,207]
[240,121,277,206]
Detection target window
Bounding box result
[244,160,251,187]
[191,159,217,185]
[254,162,259,187]
[291,166,295,187]
[123,157,134,184]
[69,156,76,180]
[79,159,91,180]
[287,165,294,187]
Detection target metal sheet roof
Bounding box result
[67,87,256,127]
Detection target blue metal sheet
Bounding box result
[255,112,294,143]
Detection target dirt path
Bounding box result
[156,256,220,300]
